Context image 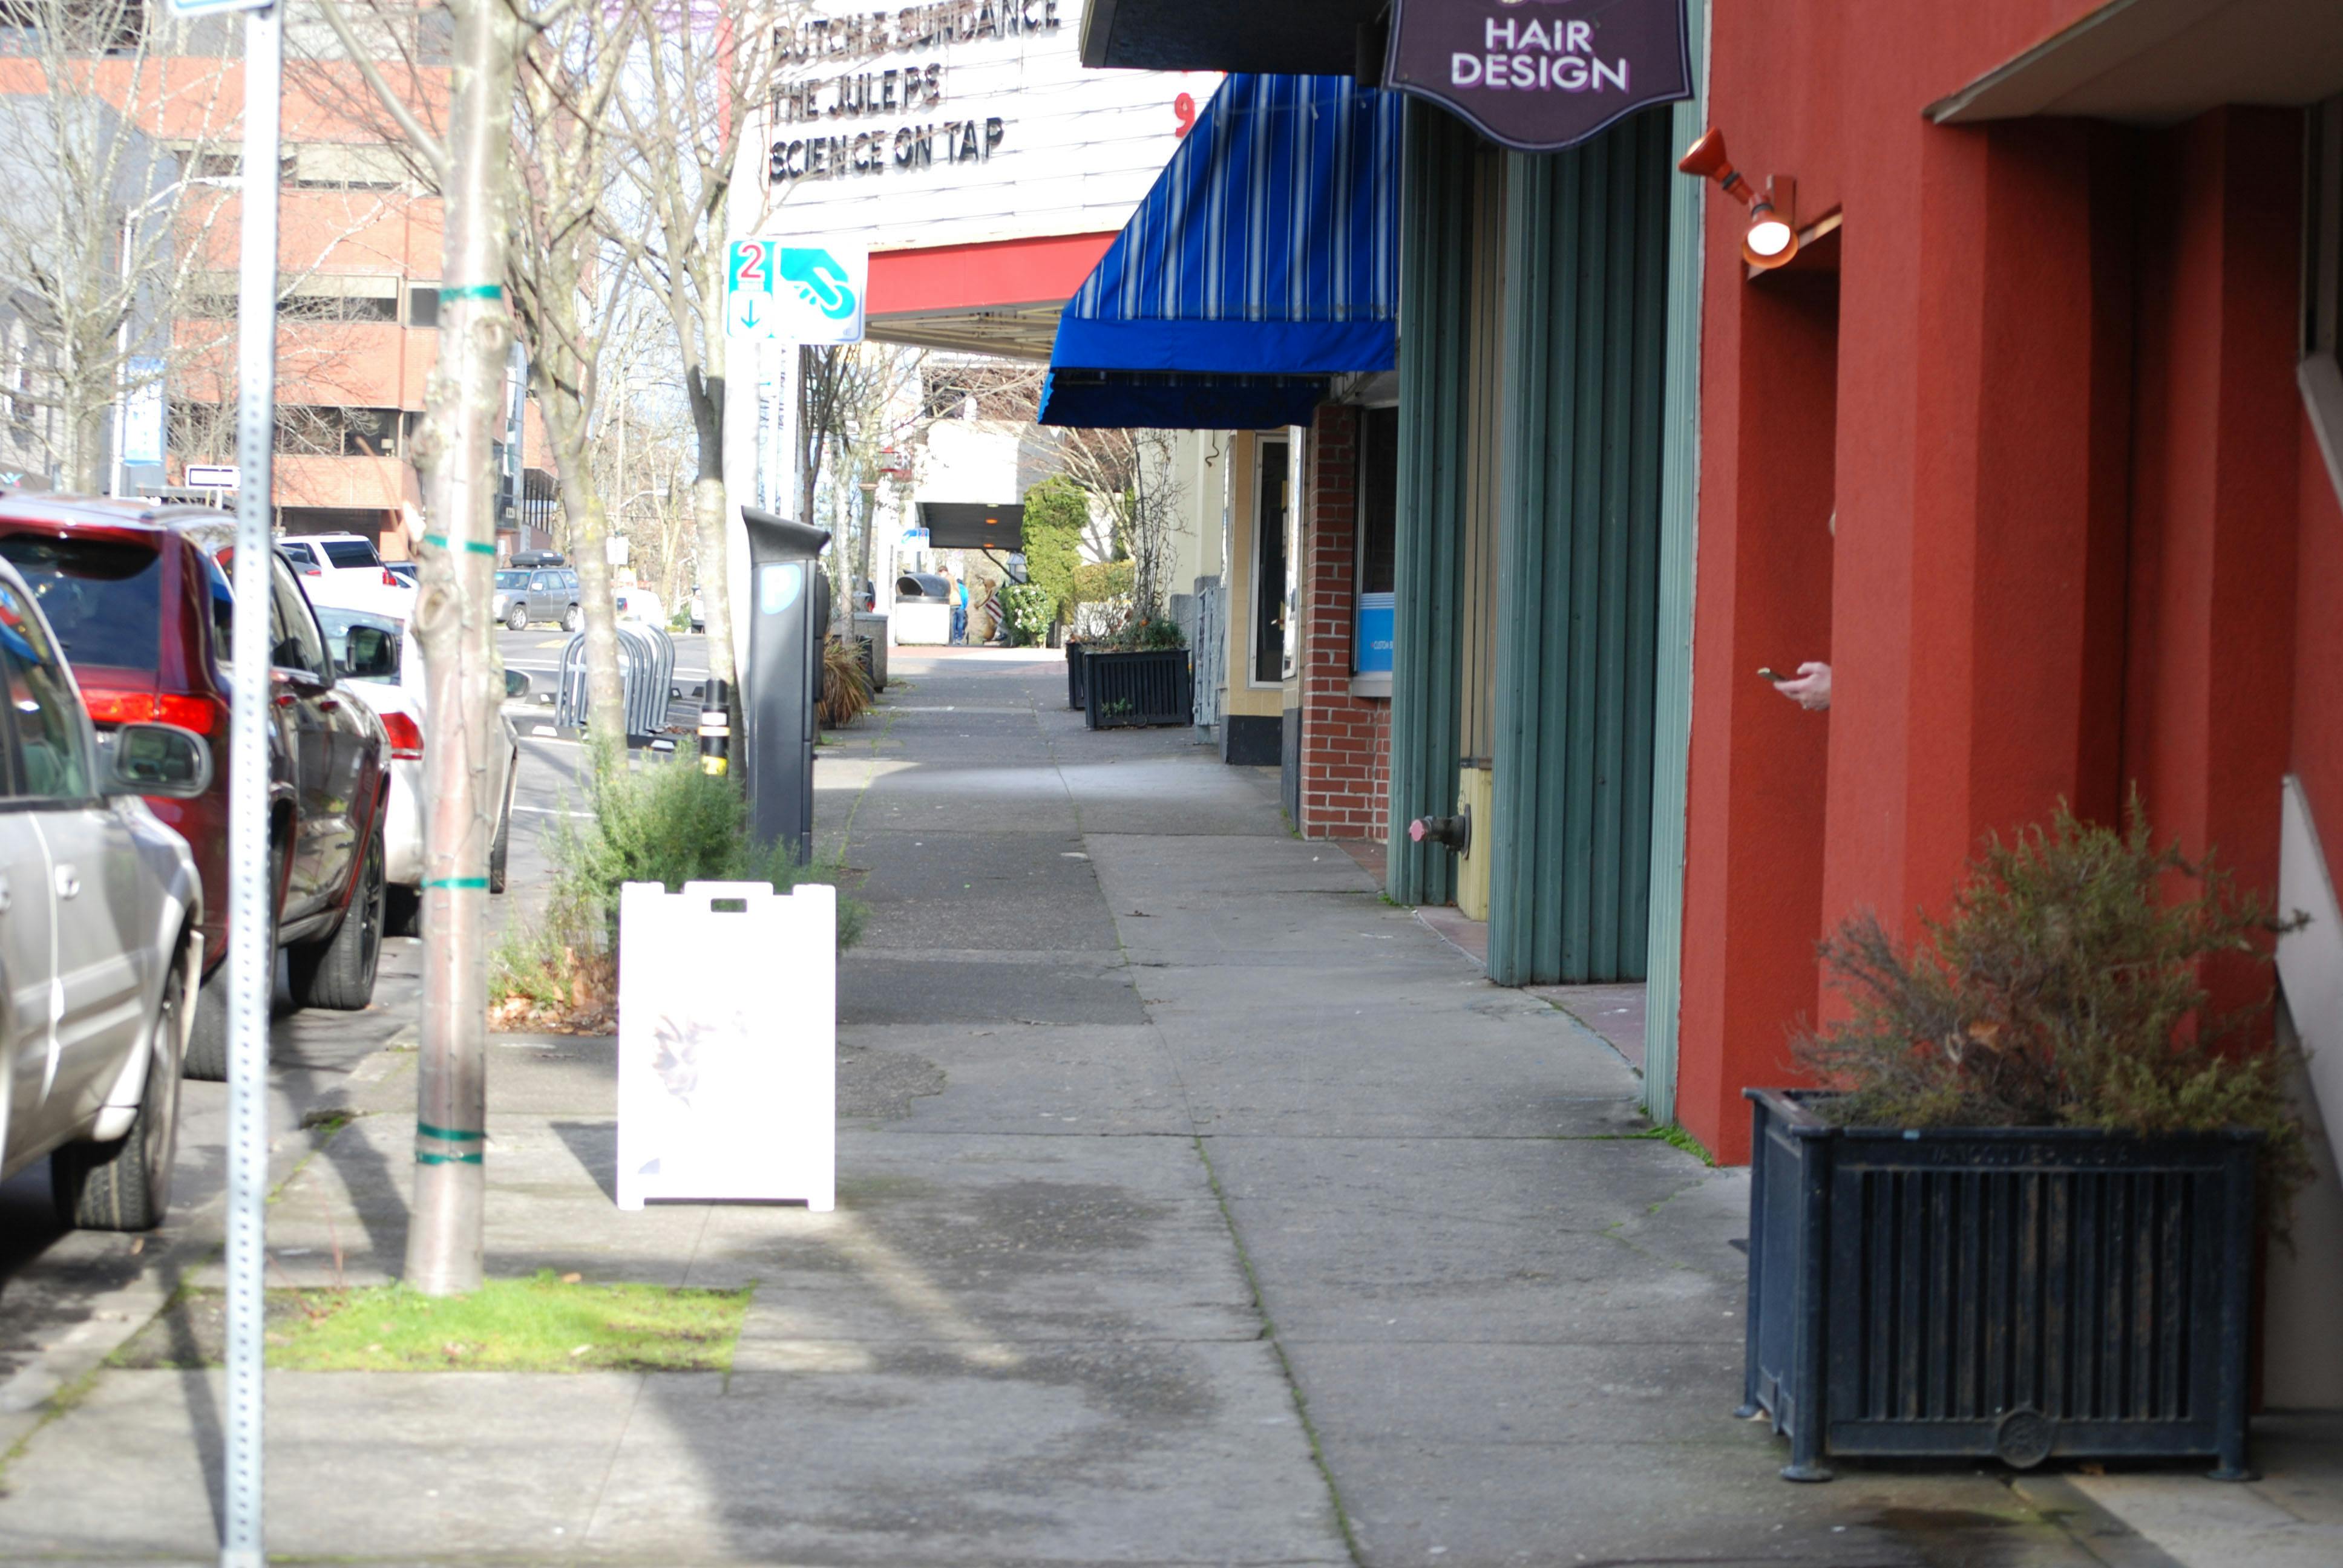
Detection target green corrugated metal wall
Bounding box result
[1384,103,1482,907]
[1486,111,1676,987]
[1640,3,1712,1122]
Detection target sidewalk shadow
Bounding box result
[163,1293,227,1538]
[307,1111,410,1277]
[551,1120,619,1204]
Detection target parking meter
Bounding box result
[740,508,833,861]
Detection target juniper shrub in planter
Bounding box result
[1742,802,2309,1482]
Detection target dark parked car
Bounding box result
[0,497,392,1080]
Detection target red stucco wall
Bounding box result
[1676,5,2316,1160]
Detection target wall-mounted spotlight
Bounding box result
[1677,129,1800,271]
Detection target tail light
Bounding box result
[378,710,424,760]
[84,689,223,736]
[382,568,401,587]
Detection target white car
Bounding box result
[313,608,522,936]
[0,558,209,1232]
[614,586,665,626]
[277,534,417,622]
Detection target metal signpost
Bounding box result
[165,0,284,1558]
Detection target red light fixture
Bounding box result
[1677,129,1800,271]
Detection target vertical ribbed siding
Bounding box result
[1458,148,1507,766]
[1638,0,1708,1131]
[1486,111,1675,986]
[1385,103,1484,905]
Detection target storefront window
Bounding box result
[1354,405,1398,675]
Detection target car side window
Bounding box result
[268,558,332,679]
[530,573,549,592]
[204,552,235,656]
[562,570,579,592]
[0,580,92,800]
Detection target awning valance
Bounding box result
[1040,73,1402,430]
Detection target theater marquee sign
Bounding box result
[1383,0,1693,152]
[746,1,1210,256]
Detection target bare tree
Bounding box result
[0,0,238,489]
[588,292,695,610]
[1044,426,1190,619]
[315,0,521,1295]
[506,0,637,739]
[608,1,793,727]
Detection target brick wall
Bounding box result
[1299,403,1391,841]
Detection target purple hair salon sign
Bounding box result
[1384,0,1693,152]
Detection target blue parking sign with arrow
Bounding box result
[727,238,866,344]
[726,240,778,341]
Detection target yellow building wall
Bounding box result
[1221,431,1284,720]
[1454,765,1495,921]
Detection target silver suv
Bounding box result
[0,557,211,1230]
[493,566,580,632]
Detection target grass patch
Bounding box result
[1574,1123,1718,1165]
[1643,1122,1714,1166]
[276,1271,749,1372]
[114,1271,750,1373]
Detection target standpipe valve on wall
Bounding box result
[1409,805,1472,855]
[699,677,732,776]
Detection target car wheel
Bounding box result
[185,848,283,1082]
[508,603,529,632]
[183,965,232,1082]
[562,604,581,633]
[289,829,384,1011]
[488,756,515,895]
[53,964,186,1231]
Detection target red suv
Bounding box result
[0,497,390,1079]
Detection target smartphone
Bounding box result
[1757,667,1794,683]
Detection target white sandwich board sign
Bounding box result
[617,879,836,1210]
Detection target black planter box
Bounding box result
[1741,1088,2258,1483]
[1082,647,1192,729]
[1066,642,1087,711]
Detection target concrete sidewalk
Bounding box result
[0,647,2328,1565]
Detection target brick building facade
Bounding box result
[1296,403,1391,843]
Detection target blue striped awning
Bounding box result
[1040,74,1402,430]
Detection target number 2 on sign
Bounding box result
[731,241,770,292]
